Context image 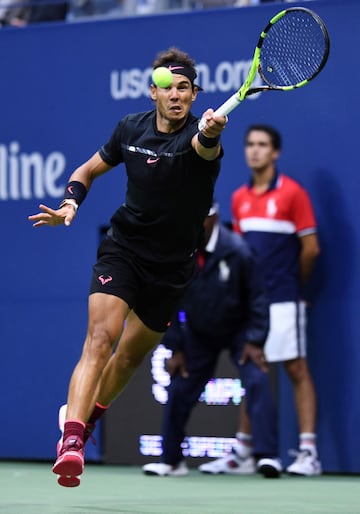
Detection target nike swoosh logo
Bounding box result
[67,186,74,194]
[168,65,184,71]
[147,157,160,164]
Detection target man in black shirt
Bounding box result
[28,47,227,488]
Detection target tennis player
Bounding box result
[28,47,227,487]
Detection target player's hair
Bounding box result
[152,47,196,72]
[245,124,282,150]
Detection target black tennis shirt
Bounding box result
[99,110,222,264]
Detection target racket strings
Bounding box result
[260,12,327,87]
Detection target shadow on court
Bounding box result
[0,462,359,514]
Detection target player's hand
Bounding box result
[28,203,76,228]
[165,351,189,379]
[199,108,227,137]
[239,343,268,373]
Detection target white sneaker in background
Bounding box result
[257,457,282,478]
[198,450,256,475]
[142,461,189,476]
[233,441,253,459]
[286,450,322,476]
[56,404,67,456]
[58,404,67,432]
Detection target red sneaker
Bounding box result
[57,404,96,453]
[55,404,95,487]
[57,475,81,488]
[52,435,84,488]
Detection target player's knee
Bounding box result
[285,358,310,383]
[84,325,116,362]
[114,347,148,372]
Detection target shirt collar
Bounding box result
[248,169,280,192]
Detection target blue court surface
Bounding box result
[0,461,359,514]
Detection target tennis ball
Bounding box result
[152,67,173,88]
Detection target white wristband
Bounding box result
[59,198,78,212]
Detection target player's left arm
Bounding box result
[192,109,227,160]
[292,185,321,286]
[299,233,320,286]
[28,152,112,228]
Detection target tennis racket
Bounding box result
[199,7,330,130]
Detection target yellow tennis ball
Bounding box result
[152,67,173,88]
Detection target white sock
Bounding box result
[299,433,317,457]
[235,432,253,458]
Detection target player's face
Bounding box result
[150,74,197,132]
[245,130,279,171]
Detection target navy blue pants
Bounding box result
[161,331,278,465]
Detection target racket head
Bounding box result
[201,6,330,124]
[257,7,330,90]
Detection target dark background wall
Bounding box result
[1,0,359,472]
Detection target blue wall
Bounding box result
[1,0,359,471]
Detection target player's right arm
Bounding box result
[28,152,112,228]
[192,109,227,161]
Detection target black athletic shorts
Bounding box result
[89,237,196,332]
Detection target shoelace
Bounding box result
[288,449,312,462]
[61,436,84,454]
[232,446,252,461]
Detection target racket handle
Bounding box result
[198,93,241,130]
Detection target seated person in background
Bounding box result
[27,0,68,23]
[0,0,68,26]
[0,0,29,26]
[143,202,281,478]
